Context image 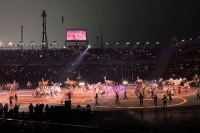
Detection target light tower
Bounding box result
[20,26,23,44]
[101,28,103,48]
[41,10,48,50]
[96,36,99,48]
[19,26,23,49]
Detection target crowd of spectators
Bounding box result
[0,47,160,62]
[0,47,160,87]
[0,42,199,86]
[163,42,200,80]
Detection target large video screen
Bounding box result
[66,29,87,41]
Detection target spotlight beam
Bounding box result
[68,47,90,71]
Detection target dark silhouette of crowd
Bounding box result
[0,102,93,133]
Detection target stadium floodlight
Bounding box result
[116,41,119,45]
[136,42,140,44]
[31,41,34,45]
[105,41,109,48]
[53,41,57,49]
[53,41,57,44]
[8,42,12,50]
[156,42,159,44]
[146,42,149,44]
[8,42,12,45]
[18,41,24,49]
[126,41,130,45]
[19,41,23,45]
[31,41,34,49]
[123,81,128,85]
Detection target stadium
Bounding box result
[0,1,200,132]
[0,36,200,133]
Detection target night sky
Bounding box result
[0,0,199,47]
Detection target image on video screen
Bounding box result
[66,29,87,41]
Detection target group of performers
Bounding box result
[33,78,61,98]
[5,80,19,106]
[89,75,199,107]
[2,74,199,109]
[64,74,199,98]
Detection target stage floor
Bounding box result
[0,87,196,112]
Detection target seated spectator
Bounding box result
[0,103,3,117]
[3,103,8,117]
[86,104,91,110]
[14,105,20,118]
[76,104,81,110]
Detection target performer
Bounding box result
[196,89,200,99]
[115,92,120,106]
[68,91,72,101]
[178,85,181,94]
[150,87,154,99]
[196,76,200,89]
[168,92,173,103]
[162,95,168,108]
[27,81,32,89]
[134,85,139,98]
[9,95,14,106]
[123,90,129,100]
[34,88,40,98]
[153,94,158,106]
[94,93,99,106]
[139,93,144,106]
[14,93,18,103]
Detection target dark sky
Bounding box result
[0,0,199,47]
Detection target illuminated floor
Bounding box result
[0,87,196,112]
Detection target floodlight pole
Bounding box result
[101,28,103,48]
[42,10,48,50]
[96,36,99,48]
[21,26,23,44]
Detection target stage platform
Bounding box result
[0,87,197,112]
